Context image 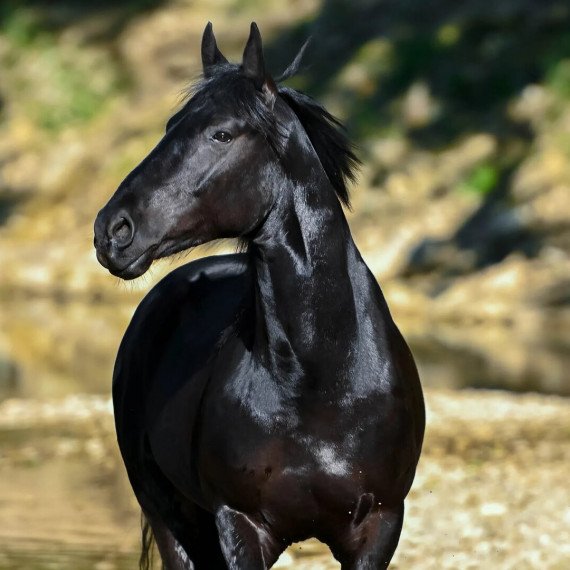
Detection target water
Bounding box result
[0,549,137,570]
[0,409,142,570]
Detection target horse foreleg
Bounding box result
[339,502,405,570]
[215,505,282,570]
[144,511,195,570]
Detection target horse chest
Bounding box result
[146,336,417,525]
[193,373,399,517]
[197,412,369,529]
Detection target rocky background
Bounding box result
[0,0,569,568]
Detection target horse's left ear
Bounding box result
[242,22,277,108]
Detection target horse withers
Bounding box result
[94,22,425,570]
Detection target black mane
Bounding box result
[277,86,359,207]
[181,64,359,207]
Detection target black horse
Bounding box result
[94,22,424,570]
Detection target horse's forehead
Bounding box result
[176,104,244,132]
[185,85,249,117]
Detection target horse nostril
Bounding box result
[109,213,134,248]
[113,219,130,240]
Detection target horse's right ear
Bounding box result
[201,22,228,76]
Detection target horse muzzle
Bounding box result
[94,208,154,279]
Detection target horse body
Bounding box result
[95,22,424,569]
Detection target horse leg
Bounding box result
[338,502,405,570]
[144,505,228,570]
[215,505,283,570]
[145,511,194,570]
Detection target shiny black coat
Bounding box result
[95,23,425,570]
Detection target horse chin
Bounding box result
[109,251,154,280]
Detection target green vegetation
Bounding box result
[1,6,44,47]
[0,0,163,132]
[541,31,570,98]
[546,59,570,99]
[15,44,124,131]
[461,163,499,196]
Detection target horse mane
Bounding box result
[277,86,359,207]
[279,39,360,207]
[181,58,359,208]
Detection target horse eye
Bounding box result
[212,131,233,143]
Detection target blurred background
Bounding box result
[0,0,569,568]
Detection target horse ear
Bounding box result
[201,22,228,76]
[242,22,277,108]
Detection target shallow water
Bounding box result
[0,549,137,570]
[0,422,141,569]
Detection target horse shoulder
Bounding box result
[112,253,252,496]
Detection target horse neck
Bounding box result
[249,128,365,378]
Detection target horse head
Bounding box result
[94,23,283,279]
